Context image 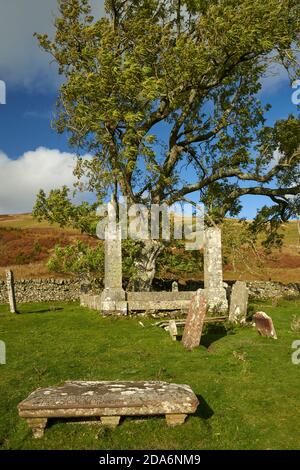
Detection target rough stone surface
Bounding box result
[229,281,249,323]
[172,281,179,292]
[246,281,300,300]
[204,228,228,313]
[18,380,199,438]
[6,269,17,313]
[182,289,206,350]
[168,320,178,341]
[100,223,126,315]
[127,291,193,302]
[0,278,84,304]
[253,311,277,339]
[1,279,299,306]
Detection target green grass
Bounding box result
[0,300,300,450]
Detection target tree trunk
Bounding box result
[129,240,164,291]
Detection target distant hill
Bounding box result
[0,213,300,283]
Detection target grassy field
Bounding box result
[0,299,300,450]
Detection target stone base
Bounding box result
[205,288,228,313]
[26,418,47,439]
[101,416,120,428]
[101,287,126,302]
[100,287,127,315]
[165,413,187,426]
[101,300,128,316]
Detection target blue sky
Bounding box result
[0,0,299,216]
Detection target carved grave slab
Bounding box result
[18,380,199,438]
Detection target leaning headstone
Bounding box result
[6,269,17,314]
[253,311,277,339]
[182,289,206,350]
[204,227,228,313]
[168,320,178,341]
[172,281,179,292]
[229,281,249,323]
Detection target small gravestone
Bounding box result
[253,311,277,339]
[0,340,5,365]
[229,281,249,323]
[6,269,17,314]
[168,320,178,341]
[172,281,179,292]
[182,289,206,350]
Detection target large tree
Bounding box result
[34,0,300,289]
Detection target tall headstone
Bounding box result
[204,227,228,313]
[229,281,249,323]
[182,289,206,350]
[6,269,17,314]
[253,311,277,339]
[101,223,127,315]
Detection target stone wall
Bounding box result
[1,278,300,305]
[246,281,300,300]
[0,279,82,304]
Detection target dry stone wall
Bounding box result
[0,278,300,305]
[0,279,82,304]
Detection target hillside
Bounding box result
[0,213,300,283]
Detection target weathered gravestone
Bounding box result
[100,223,127,315]
[18,380,199,438]
[0,340,5,365]
[168,320,178,341]
[182,289,206,350]
[6,269,18,314]
[253,311,277,339]
[204,227,228,313]
[229,281,249,323]
[172,281,179,292]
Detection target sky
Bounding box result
[0,0,299,217]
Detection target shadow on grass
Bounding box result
[18,307,64,315]
[201,324,231,349]
[47,398,214,432]
[195,395,214,420]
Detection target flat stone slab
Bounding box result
[18,381,199,438]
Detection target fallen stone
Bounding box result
[182,289,206,350]
[253,311,277,339]
[18,380,199,438]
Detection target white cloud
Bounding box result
[260,63,289,95]
[0,0,105,91]
[0,147,91,214]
